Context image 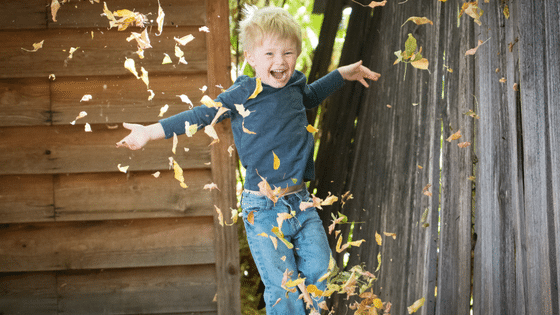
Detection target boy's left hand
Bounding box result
[338,60,380,88]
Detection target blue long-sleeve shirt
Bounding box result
[159,70,345,191]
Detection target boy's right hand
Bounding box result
[116,122,151,150]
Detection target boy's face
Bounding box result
[245,35,299,88]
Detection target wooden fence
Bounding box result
[0,0,240,314]
[311,0,559,314]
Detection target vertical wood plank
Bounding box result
[206,0,241,314]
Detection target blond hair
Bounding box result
[239,6,302,54]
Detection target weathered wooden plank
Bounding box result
[54,170,214,221]
[0,124,212,175]
[517,1,559,313]
[0,78,51,127]
[206,0,241,314]
[51,73,208,125]
[49,0,207,29]
[0,175,55,224]
[0,217,215,272]
[0,27,207,79]
[57,265,217,314]
[0,272,57,315]
[0,0,46,30]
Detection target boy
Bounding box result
[117,6,379,314]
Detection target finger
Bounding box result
[359,78,370,88]
[122,122,134,130]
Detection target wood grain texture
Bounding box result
[0,272,57,315]
[0,217,215,272]
[0,124,212,175]
[0,0,46,30]
[0,27,207,79]
[0,175,55,224]
[57,265,217,314]
[51,73,208,125]
[53,170,214,221]
[0,78,51,127]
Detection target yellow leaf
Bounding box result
[257,232,268,237]
[269,235,278,249]
[321,193,339,206]
[172,160,188,188]
[247,211,255,225]
[204,125,219,145]
[335,235,343,253]
[284,278,305,288]
[22,40,45,53]
[162,53,172,64]
[272,226,294,249]
[174,34,195,46]
[407,297,425,314]
[140,67,149,89]
[201,95,222,108]
[402,16,433,27]
[210,107,231,125]
[117,163,129,173]
[411,58,429,70]
[347,239,365,247]
[384,232,397,239]
[306,124,318,133]
[185,122,198,137]
[459,2,483,26]
[374,298,384,309]
[273,151,280,170]
[446,130,462,142]
[155,0,165,36]
[174,45,184,59]
[281,255,286,261]
[51,0,61,22]
[172,132,178,154]
[248,78,263,100]
[215,205,224,227]
[375,232,382,246]
[124,58,139,79]
[306,284,324,298]
[242,120,256,135]
[376,252,382,272]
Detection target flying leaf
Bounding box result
[204,183,220,191]
[200,85,208,93]
[162,53,172,64]
[174,35,195,46]
[158,104,169,117]
[404,33,417,58]
[423,184,432,197]
[49,74,56,80]
[155,0,165,36]
[127,28,152,50]
[199,26,210,32]
[172,159,188,188]
[306,284,324,298]
[321,193,339,206]
[70,111,88,125]
[152,171,160,178]
[272,298,281,307]
[306,124,318,133]
[22,40,45,52]
[503,5,510,19]
[384,232,397,239]
[124,58,139,79]
[201,95,222,108]
[271,226,293,248]
[257,232,268,237]
[411,58,429,70]
[446,130,462,142]
[117,164,129,173]
[140,67,149,88]
[228,145,235,157]
[247,211,255,225]
[458,141,471,148]
[276,212,293,230]
[407,297,425,314]
[185,122,198,137]
[80,94,92,102]
[84,123,92,132]
[210,107,231,125]
[147,89,155,101]
[465,39,485,56]
[273,151,280,170]
[376,252,382,272]
[464,109,480,119]
[351,0,387,8]
[215,205,224,227]
[402,16,433,27]
[177,94,193,108]
[247,78,262,100]
[242,120,256,134]
[499,77,506,83]
[420,208,429,224]
[67,47,79,60]
[235,104,252,118]
[51,0,61,22]
[375,232,382,246]
[204,125,219,145]
[459,2,483,26]
[172,132,178,154]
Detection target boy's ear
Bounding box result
[244,50,255,67]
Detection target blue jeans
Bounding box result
[241,189,331,314]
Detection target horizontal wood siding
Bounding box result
[0,0,239,314]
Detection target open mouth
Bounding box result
[270,69,287,80]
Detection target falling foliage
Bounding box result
[402,16,433,27]
[459,2,483,26]
[465,38,490,56]
[155,0,165,36]
[172,159,188,188]
[22,40,44,52]
[446,130,462,142]
[102,2,148,31]
[407,297,425,314]
[351,0,387,8]
[272,151,280,170]
[394,33,429,80]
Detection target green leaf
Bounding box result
[404,33,417,59]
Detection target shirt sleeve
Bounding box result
[158,76,255,139]
[302,70,345,109]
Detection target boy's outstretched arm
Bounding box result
[116,122,165,150]
[337,60,381,88]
